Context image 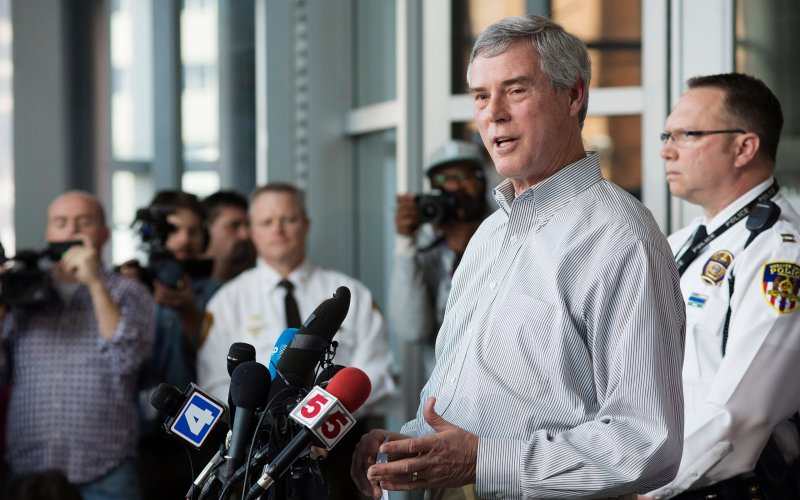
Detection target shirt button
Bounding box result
[467,328,473,335]
[449,377,456,383]
[509,234,518,244]
[489,281,497,289]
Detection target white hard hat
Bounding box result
[425,140,485,177]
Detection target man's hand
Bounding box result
[366,397,478,492]
[395,194,421,236]
[58,235,102,287]
[153,276,203,343]
[351,429,413,498]
[153,276,195,311]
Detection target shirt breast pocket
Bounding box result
[684,293,729,381]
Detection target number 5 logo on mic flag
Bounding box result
[170,386,226,448]
[290,386,356,449]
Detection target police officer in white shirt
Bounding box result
[644,73,800,499]
[197,182,395,412]
[197,182,395,498]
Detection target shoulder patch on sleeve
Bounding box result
[762,261,800,314]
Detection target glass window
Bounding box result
[736,0,800,208]
[0,0,12,253]
[451,0,642,93]
[110,0,154,161]
[111,170,154,265]
[451,0,526,93]
[353,0,396,106]
[552,0,641,88]
[181,0,219,163]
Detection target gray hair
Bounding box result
[467,15,592,127]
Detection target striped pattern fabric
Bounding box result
[401,154,686,499]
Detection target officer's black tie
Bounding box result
[278,279,302,328]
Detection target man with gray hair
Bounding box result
[352,15,685,499]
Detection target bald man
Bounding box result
[1,191,155,500]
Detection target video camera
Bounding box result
[0,240,82,306]
[129,205,211,289]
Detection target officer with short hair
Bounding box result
[644,73,800,499]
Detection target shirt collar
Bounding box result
[256,258,314,290]
[492,152,603,220]
[705,176,776,232]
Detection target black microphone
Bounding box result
[227,342,256,424]
[314,364,345,388]
[246,367,371,500]
[222,361,271,479]
[274,286,351,387]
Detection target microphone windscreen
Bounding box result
[227,342,257,376]
[325,367,372,413]
[314,364,345,387]
[150,383,185,416]
[230,361,271,410]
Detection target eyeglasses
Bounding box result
[431,171,474,187]
[660,129,746,145]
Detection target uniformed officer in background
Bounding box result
[644,73,800,499]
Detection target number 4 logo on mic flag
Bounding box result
[170,387,226,448]
[290,386,356,449]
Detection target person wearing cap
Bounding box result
[388,139,488,379]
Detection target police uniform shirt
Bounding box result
[649,178,800,499]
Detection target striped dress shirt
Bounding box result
[401,153,686,498]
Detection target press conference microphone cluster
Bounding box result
[246,366,372,500]
[185,286,365,499]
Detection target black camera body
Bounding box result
[415,190,460,225]
[0,241,82,306]
[131,206,211,289]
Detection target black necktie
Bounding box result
[677,224,708,275]
[278,280,302,329]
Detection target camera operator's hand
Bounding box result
[395,194,420,236]
[58,234,102,287]
[153,276,203,345]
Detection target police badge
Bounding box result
[700,250,734,286]
[762,261,800,314]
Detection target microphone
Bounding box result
[228,342,257,375]
[227,342,257,424]
[246,367,371,500]
[150,382,228,449]
[274,286,351,387]
[314,364,345,388]
[222,361,271,479]
[269,328,298,379]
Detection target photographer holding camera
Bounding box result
[388,140,488,377]
[1,191,155,499]
[133,190,221,499]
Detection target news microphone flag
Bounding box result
[168,384,227,449]
[289,386,356,450]
[269,328,298,379]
